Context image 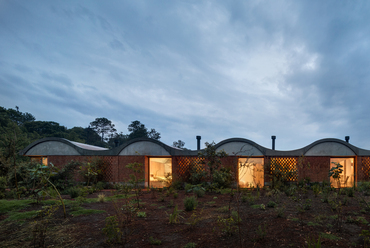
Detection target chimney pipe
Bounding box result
[196,136,201,150]
[345,136,350,143]
[271,136,276,150]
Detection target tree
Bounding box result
[108,132,128,148]
[0,121,30,196]
[0,106,35,125]
[90,118,117,142]
[127,120,160,140]
[173,140,185,149]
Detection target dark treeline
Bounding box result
[0,106,161,149]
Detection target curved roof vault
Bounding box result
[20,137,370,157]
[214,138,267,156]
[20,137,108,156]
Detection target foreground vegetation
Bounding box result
[2,180,370,247]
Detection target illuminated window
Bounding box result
[330,158,354,188]
[42,157,48,165]
[238,158,264,188]
[149,158,172,188]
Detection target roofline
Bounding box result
[20,137,370,157]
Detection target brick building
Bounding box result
[20,137,370,188]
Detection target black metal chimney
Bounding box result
[196,136,201,150]
[345,136,350,143]
[271,136,276,150]
[114,140,119,147]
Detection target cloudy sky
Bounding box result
[1,0,370,151]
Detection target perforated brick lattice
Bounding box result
[360,157,370,181]
[269,157,298,182]
[102,156,114,182]
[176,157,204,181]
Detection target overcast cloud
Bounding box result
[1,0,370,150]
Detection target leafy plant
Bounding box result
[102,216,121,244]
[256,223,267,240]
[126,162,144,208]
[312,184,321,197]
[306,235,321,248]
[197,142,228,187]
[360,229,370,247]
[184,196,198,211]
[97,193,106,203]
[32,204,60,247]
[186,209,203,229]
[149,236,162,245]
[215,215,237,236]
[167,205,183,224]
[137,211,146,218]
[28,163,66,218]
[0,176,7,199]
[267,201,277,208]
[329,162,343,188]
[183,242,197,248]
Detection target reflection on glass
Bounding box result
[238,158,264,188]
[330,158,354,188]
[149,158,172,188]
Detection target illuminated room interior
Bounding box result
[238,157,264,188]
[149,157,172,188]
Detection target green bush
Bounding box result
[149,236,161,245]
[184,196,198,211]
[96,181,106,190]
[68,187,80,199]
[267,201,277,208]
[189,164,207,185]
[183,242,197,248]
[212,167,233,188]
[0,176,7,199]
[50,160,81,191]
[102,216,121,243]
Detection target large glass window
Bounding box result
[149,158,172,188]
[330,158,354,188]
[238,158,264,188]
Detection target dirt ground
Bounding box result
[1,187,369,247]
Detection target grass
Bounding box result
[0,199,34,214]
[70,208,106,216]
[307,221,321,227]
[320,232,340,240]
[2,210,39,222]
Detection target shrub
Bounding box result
[0,176,7,199]
[189,164,207,185]
[102,216,121,243]
[168,205,183,224]
[216,216,237,236]
[267,201,277,208]
[137,211,146,218]
[184,196,198,211]
[68,187,80,199]
[97,193,106,203]
[193,187,205,198]
[149,236,161,245]
[183,242,197,248]
[96,181,106,190]
[212,167,233,188]
[50,160,81,191]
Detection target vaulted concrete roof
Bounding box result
[20,137,370,157]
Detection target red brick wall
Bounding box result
[358,157,370,181]
[46,155,367,185]
[298,156,330,182]
[47,155,146,184]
